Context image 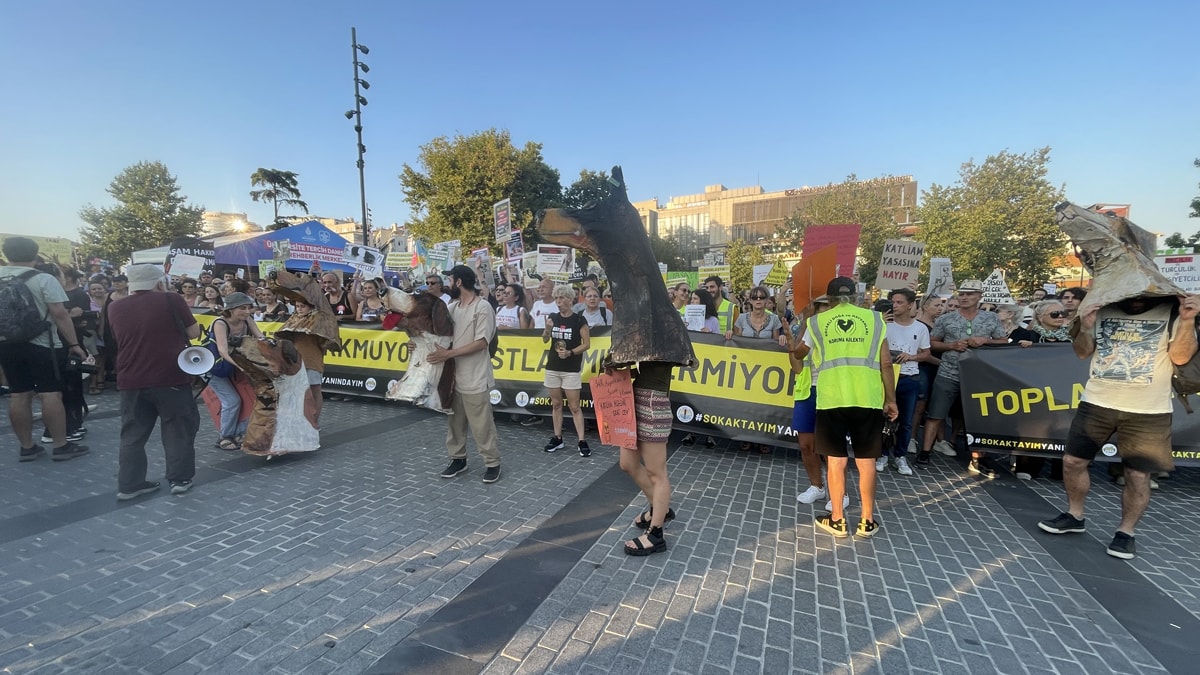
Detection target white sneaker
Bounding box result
[907,438,919,454]
[824,495,851,511]
[934,440,956,456]
[875,456,888,472]
[896,457,914,476]
[796,485,827,504]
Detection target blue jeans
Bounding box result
[208,375,248,439]
[892,375,921,458]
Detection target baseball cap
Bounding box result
[813,294,830,305]
[126,264,165,292]
[958,279,984,293]
[222,292,255,309]
[826,276,856,297]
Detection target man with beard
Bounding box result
[427,265,502,484]
[1038,294,1199,559]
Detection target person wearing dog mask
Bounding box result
[106,264,201,500]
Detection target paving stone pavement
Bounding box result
[1,390,1197,674]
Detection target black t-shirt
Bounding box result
[546,312,588,372]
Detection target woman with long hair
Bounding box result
[495,283,532,330]
[355,277,388,322]
[198,285,223,310]
[680,288,719,449]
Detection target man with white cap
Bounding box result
[107,264,201,500]
[918,278,1009,474]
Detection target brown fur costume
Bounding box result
[383,289,456,413]
[231,337,320,455]
[535,166,696,370]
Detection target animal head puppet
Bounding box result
[270,269,341,351]
[1055,202,1186,316]
[535,165,696,370]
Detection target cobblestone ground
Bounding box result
[1,389,1196,674]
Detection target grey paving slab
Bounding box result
[3,389,1198,674]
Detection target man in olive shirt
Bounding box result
[427,265,502,483]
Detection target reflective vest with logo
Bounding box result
[716,298,735,333]
[806,303,885,410]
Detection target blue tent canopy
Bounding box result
[215,221,356,274]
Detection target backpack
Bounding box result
[1172,316,1200,413]
[0,269,51,345]
[489,331,500,358]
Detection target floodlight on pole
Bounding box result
[349,26,371,245]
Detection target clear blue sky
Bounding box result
[2,1,1197,245]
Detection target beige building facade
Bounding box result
[635,176,917,264]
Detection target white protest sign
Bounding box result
[1156,252,1200,293]
[752,263,774,287]
[926,258,955,298]
[684,304,707,331]
[875,239,924,290]
[981,269,1015,305]
[537,245,573,275]
[169,253,206,279]
[342,244,384,278]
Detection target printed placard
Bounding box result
[684,304,707,331]
[926,258,955,298]
[537,244,573,275]
[494,198,512,244]
[981,269,1015,305]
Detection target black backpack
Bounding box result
[0,269,51,345]
[1172,316,1200,413]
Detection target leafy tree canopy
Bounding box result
[250,168,308,230]
[650,234,690,271]
[776,174,901,286]
[916,148,1067,294]
[79,161,204,264]
[562,169,616,209]
[1163,230,1200,253]
[399,129,562,253]
[725,239,765,292]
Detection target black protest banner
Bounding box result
[959,345,1200,465]
[166,236,215,278]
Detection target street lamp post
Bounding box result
[347,27,370,245]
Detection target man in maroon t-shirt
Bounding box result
[107,264,202,500]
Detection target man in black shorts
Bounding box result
[1038,294,1199,559]
[796,277,899,538]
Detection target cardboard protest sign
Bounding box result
[981,269,1015,305]
[803,224,861,277]
[875,239,924,291]
[763,260,790,287]
[926,258,955,298]
[493,198,512,244]
[752,263,774,288]
[791,244,838,309]
[590,369,638,450]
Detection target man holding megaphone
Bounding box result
[106,264,201,501]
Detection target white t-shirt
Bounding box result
[581,306,612,327]
[530,300,557,329]
[887,320,930,376]
[495,304,525,329]
[1083,303,1175,414]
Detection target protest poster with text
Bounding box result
[343,243,384,278]
[537,244,574,276]
[981,269,1015,305]
[506,229,525,262]
[875,239,924,290]
[802,224,861,277]
[752,263,774,288]
[493,198,512,244]
[165,236,215,278]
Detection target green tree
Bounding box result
[916,148,1067,294]
[250,168,308,230]
[561,169,615,208]
[725,239,765,292]
[79,161,204,263]
[1190,157,1200,219]
[399,129,562,252]
[776,174,901,286]
[650,235,689,271]
[1163,230,1200,252]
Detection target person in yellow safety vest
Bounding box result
[793,277,898,539]
[703,275,739,340]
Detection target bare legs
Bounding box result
[797,432,823,488]
[621,440,671,549]
[9,391,67,449]
[1062,454,1090,519]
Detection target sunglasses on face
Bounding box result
[1046,311,1068,319]
[751,295,767,300]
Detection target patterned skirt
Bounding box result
[634,388,672,444]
